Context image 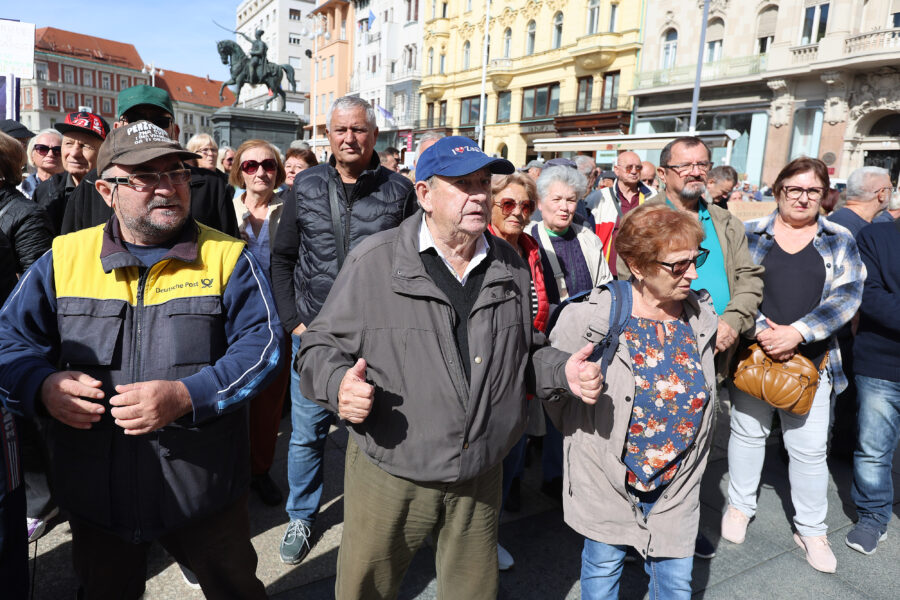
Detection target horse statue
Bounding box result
[217,39,297,111]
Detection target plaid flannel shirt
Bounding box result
[745,212,866,396]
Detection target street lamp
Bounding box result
[142,62,164,87]
[302,14,330,160]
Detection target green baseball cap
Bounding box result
[117,85,174,118]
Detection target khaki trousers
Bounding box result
[336,437,502,600]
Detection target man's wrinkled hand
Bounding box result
[715,318,738,354]
[109,380,192,435]
[338,358,374,424]
[564,343,604,405]
[40,371,105,429]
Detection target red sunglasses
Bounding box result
[240,158,278,174]
[494,198,535,217]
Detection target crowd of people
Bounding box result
[0,85,897,600]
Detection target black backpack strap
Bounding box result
[327,177,347,270]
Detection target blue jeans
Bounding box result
[851,375,900,531]
[286,334,335,525]
[580,489,693,600]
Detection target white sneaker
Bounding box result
[498,543,514,571]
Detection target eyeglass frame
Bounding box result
[240,158,278,174]
[661,161,714,175]
[655,247,709,276]
[493,198,536,217]
[33,144,62,157]
[781,186,825,201]
[101,168,192,192]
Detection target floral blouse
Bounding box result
[623,316,709,492]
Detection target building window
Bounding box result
[35,62,48,80]
[83,71,93,87]
[64,92,76,108]
[503,28,512,58]
[894,11,900,27]
[428,48,434,74]
[289,34,303,44]
[406,0,419,22]
[460,96,481,125]
[120,76,129,89]
[789,107,824,159]
[289,56,302,74]
[608,2,618,32]
[24,88,32,105]
[63,66,75,84]
[576,76,593,112]
[441,2,448,18]
[47,90,58,106]
[427,102,435,127]
[102,98,112,113]
[526,21,536,55]
[587,0,600,34]
[101,73,111,89]
[756,7,777,54]
[552,13,563,49]
[330,56,335,76]
[439,53,446,74]
[601,71,620,110]
[439,100,447,126]
[463,41,471,69]
[661,29,678,69]
[801,2,829,45]
[431,0,436,19]
[289,8,302,20]
[522,83,560,119]
[705,19,724,63]
[497,91,511,122]
[82,96,94,111]
[466,0,472,11]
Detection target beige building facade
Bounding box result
[633,0,900,187]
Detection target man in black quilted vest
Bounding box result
[271,95,416,565]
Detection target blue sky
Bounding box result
[8,1,245,80]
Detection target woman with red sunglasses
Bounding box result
[487,171,549,571]
[20,129,64,200]
[229,139,292,507]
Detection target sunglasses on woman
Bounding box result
[494,199,536,217]
[240,158,278,174]
[656,247,709,276]
[34,144,62,157]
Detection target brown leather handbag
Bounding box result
[732,343,827,415]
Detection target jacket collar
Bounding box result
[748,210,837,239]
[391,210,514,299]
[327,151,383,188]
[99,215,200,273]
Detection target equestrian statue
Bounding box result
[216,29,297,111]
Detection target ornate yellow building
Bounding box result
[418,0,643,166]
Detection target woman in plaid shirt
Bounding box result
[720,157,864,574]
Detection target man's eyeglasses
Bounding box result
[782,186,824,201]
[494,199,535,217]
[617,164,642,173]
[240,159,278,174]
[656,247,709,276]
[33,144,62,157]
[103,169,191,192]
[662,161,713,175]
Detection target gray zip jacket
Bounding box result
[547,286,719,558]
[297,211,572,483]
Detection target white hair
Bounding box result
[573,155,596,177]
[537,165,588,200]
[326,96,377,131]
[26,128,63,168]
[846,166,890,201]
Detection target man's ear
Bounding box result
[415,180,432,214]
[95,178,115,208]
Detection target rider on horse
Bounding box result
[238,29,268,84]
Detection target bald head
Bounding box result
[641,161,657,189]
[613,151,642,190]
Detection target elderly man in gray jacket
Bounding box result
[297,136,602,600]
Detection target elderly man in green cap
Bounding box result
[60,85,238,237]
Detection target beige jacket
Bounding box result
[231,190,284,251]
[546,286,719,558]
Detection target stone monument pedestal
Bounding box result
[211,106,303,151]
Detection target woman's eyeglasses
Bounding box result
[33,144,62,157]
[782,186,824,201]
[197,147,218,156]
[494,199,535,217]
[240,159,278,174]
[656,247,709,276]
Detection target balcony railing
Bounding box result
[367,31,381,44]
[634,54,767,89]
[845,27,900,53]
[488,58,513,71]
[790,44,819,64]
[388,67,421,82]
[556,96,633,115]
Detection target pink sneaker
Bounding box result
[793,533,836,573]
[721,505,750,544]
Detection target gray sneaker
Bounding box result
[280,519,313,565]
[845,523,887,555]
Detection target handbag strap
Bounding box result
[328,177,347,271]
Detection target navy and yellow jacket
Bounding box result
[0,217,282,541]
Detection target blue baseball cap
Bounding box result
[415,136,514,182]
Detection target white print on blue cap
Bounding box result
[450,145,483,155]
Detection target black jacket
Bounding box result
[271,153,416,332]
[60,167,239,238]
[0,185,54,273]
[0,228,17,304]
[32,172,73,235]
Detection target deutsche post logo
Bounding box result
[201,278,213,288]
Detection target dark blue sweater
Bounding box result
[854,221,900,382]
